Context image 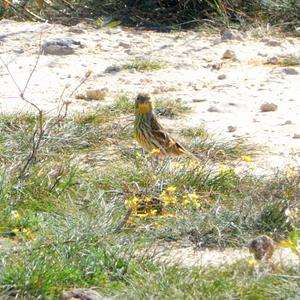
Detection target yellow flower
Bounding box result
[279,240,294,248]
[21,228,30,233]
[159,213,175,218]
[11,211,21,220]
[136,213,148,218]
[135,152,142,159]
[152,175,157,180]
[150,209,157,215]
[247,258,257,266]
[12,228,19,233]
[188,193,199,201]
[218,163,227,171]
[182,196,190,206]
[241,155,254,162]
[125,196,139,209]
[166,186,176,192]
[151,148,161,154]
[171,162,182,169]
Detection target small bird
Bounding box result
[248,235,274,261]
[134,93,191,157]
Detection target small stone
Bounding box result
[293,133,300,139]
[282,68,299,75]
[119,41,130,48]
[222,50,236,60]
[218,74,226,80]
[12,48,24,54]
[228,126,237,132]
[208,106,223,113]
[261,38,281,47]
[258,52,268,57]
[211,62,223,70]
[192,99,207,103]
[221,29,243,41]
[104,65,122,73]
[60,288,103,300]
[260,102,278,112]
[282,120,293,125]
[42,38,84,55]
[68,26,85,34]
[266,56,279,64]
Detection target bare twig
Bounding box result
[114,208,133,233]
[69,70,92,97]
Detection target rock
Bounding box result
[293,133,300,139]
[119,41,131,48]
[228,126,237,132]
[12,48,24,54]
[208,106,223,113]
[221,29,243,41]
[218,74,226,80]
[261,38,281,47]
[258,52,268,57]
[222,50,236,60]
[104,65,122,73]
[68,25,86,34]
[266,56,279,64]
[282,68,299,75]
[282,120,293,125]
[42,38,84,55]
[60,288,103,300]
[192,99,207,103]
[211,62,223,70]
[260,102,278,112]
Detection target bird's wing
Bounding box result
[150,114,188,155]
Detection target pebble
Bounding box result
[221,30,243,41]
[208,106,223,113]
[192,99,207,103]
[119,41,131,48]
[60,288,103,300]
[211,62,223,70]
[282,120,293,125]
[222,50,236,60]
[228,126,237,132]
[261,38,281,47]
[104,65,122,73]
[282,68,299,75]
[218,74,226,80]
[42,38,84,55]
[293,133,300,139]
[266,56,279,64]
[260,103,278,112]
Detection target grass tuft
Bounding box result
[124,59,165,72]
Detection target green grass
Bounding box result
[0,102,299,298]
[280,55,300,67]
[123,59,165,72]
[154,99,191,118]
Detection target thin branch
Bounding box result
[114,208,133,233]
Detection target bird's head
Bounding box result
[135,93,153,114]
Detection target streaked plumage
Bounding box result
[134,93,190,157]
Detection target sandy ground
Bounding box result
[1,20,300,267]
[1,20,300,173]
[148,242,299,269]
